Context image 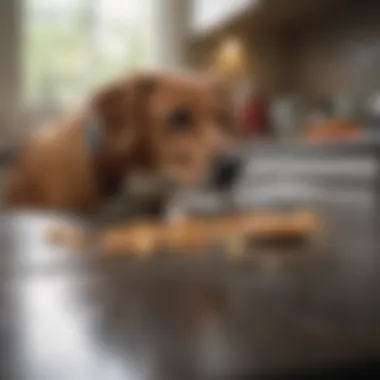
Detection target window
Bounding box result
[24,0,154,110]
[192,0,254,34]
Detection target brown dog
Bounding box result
[5,72,239,215]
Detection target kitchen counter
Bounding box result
[1,139,380,379]
[1,186,379,380]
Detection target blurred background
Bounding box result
[1,0,379,144]
[0,0,379,213]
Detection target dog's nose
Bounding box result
[211,155,241,190]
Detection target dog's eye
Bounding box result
[167,108,193,132]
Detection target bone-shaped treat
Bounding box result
[46,210,322,256]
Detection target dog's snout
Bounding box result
[211,156,241,190]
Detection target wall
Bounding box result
[287,0,380,121]
[188,20,289,95]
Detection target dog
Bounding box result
[5,72,241,217]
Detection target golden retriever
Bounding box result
[5,72,240,216]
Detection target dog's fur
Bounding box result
[5,73,236,215]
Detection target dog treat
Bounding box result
[46,226,92,251]
[47,210,322,256]
[225,235,247,261]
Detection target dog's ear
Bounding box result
[91,81,129,131]
[128,75,158,168]
[91,75,156,131]
[88,76,157,196]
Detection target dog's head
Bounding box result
[90,73,240,191]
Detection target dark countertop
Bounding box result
[1,202,380,380]
[1,139,380,379]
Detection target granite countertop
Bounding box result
[2,137,377,380]
[1,187,379,380]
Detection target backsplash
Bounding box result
[286,0,380,126]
